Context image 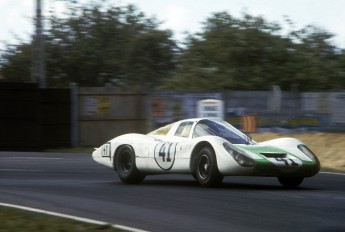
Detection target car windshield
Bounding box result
[193,119,254,144]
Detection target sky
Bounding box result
[0,0,345,51]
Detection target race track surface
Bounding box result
[0,152,344,232]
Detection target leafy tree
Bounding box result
[161,12,344,91]
[0,43,33,83]
[1,1,176,88]
[1,4,344,91]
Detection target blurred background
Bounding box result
[0,0,344,150]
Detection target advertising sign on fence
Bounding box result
[197,99,224,120]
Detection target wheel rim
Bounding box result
[119,151,132,174]
[198,154,210,179]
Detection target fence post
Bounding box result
[70,83,79,147]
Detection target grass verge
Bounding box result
[0,206,123,232]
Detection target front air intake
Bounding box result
[260,152,287,158]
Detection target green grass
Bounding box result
[0,206,124,232]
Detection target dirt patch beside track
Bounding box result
[252,132,345,172]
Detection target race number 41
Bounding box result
[275,158,299,166]
[154,142,178,170]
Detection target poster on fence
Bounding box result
[151,92,222,126]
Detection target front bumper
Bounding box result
[252,159,320,177]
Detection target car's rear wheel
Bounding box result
[195,147,223,187]
[115,145,145,184]
[278,176,304,188]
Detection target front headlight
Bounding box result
[223,142,254,167]
[298,144,320,164]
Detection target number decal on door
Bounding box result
[154,142,178,170]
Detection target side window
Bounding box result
[193,123,209,138]
[192,120,218,138]
[148,123,174,135]
[174,121,193,138]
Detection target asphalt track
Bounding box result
[0,152,344,232]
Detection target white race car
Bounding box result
[92,118,320,187]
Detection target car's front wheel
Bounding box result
[278,176,304,188]
[195,147,223,187]
[115,145,145,184]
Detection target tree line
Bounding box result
[1,1,344,91]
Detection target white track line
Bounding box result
[4,157,62,160]
[0,202,149,232]
[0,169,44,172]
[320,171,345,176]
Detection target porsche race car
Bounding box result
[92,118,320,187]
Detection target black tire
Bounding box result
[195,147,223,187]
[115,145,145,184]
[278,177,304,188]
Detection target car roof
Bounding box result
[148,118,222,137]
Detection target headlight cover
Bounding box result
[223,142,254,167]
[298,144,320,164]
